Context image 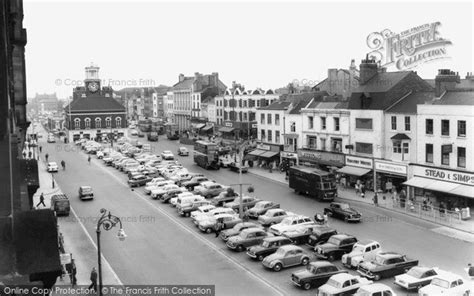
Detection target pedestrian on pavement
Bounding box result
[61,160,66,170]
[373,193,378,206]
[360,184,366,198]
[45,153,49,162]
[467,263,474,277]
[214,219,224,237]
[69,259,77,287]
[88,155,91,164]
[323,213,329,226]
[36,193,46,208]
[28,150,32,159]
[88,267,98,292]
[39,145,42,153]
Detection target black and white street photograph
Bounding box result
[1,0,473,295]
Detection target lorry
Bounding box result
[288,167,338,201]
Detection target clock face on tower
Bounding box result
[88,81,99,93]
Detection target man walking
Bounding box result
[214,219,223,238]
[88,155,91,164]
[45,153,49,162]
[69,259,77,287]
[36,193,46,208]
[39,145,42,153]
[88,267,97,292]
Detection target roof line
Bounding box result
[384,90,413,112]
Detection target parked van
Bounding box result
[50,194,70,216]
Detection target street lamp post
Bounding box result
[230,148,251,218]
[96,208,126,296]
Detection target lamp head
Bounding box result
[117,228,127,241]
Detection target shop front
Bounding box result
[281,151,298,169]
[403,165,474,212]
[244,143,282,168]
[337,155,373,188]
[218,122,237,141]
[219,121,256,140]
[297,149,345,172]
[374,160,407,193]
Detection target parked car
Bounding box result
[180,176,210,191]
[353,283,396,296]
[50,194,70,216]
[269,215,314,236]
[192,207,237,225]
[78,186,94,200]
[357,252,419,281]
[178,200,213,217]
[190,205,219,221]
[177,147,189,156]
[130,130,138,136]
[144,180,175,194]
[224,196,261,213]
[127,175,151,187]
[147,132,159,141]
[246,236,293,261]
[418,272,471,296]
[47,135,56,143]
[342,240,382,269]
[394,266,443,291]
[137,131,145,138]
[282,224,323,245]
[151,184,180,199]
[220,222,263,242]
[211,190,239,207]
[306,226,338,247]
[198,213,242,234]
[324,202,362,222]
[247,201,280,219]
[161,150,174,160]
[226,228,274,252]
[47,162,59,172]
[316,273,373,296]
[194,181,227,199]
[258,209,295,227]
[228,162,249,173]
[262,245,311,272]
[291,261,348,290]
[314,234,358,261]
[169,192,195,207]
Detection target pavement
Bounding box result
[247,166,474,238]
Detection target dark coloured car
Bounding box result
[282,225,322,245]
[246,236,293,261]
[127,175,151,187]
[226,228,274,252]
[324,202,362,222]
[228,162,249,173]
[314,234,358,261]
[291,261,348,290]
[220,222,263,242]
[181,176,211,191]
[358,252,419,281]
[247,201,280,219]
[306,226,338,247]
[78,186,94,200]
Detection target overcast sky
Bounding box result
[23,1,473,99]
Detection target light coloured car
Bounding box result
[177,147,189,156]
[145,177,166,187]
[220,222,263,242]
[258,209,296,226]
[418,272,470,296]
[198,213,242,234]
[354,283,396,296]
[161,150,174,160]
[342,240,382,269]
[194,181,227,199]
[394,266,443,291]
[78,186,94,200]
[47,162,59,172]
[262,245,311,272]
[150,184,180,199]
[269,215,314,236]
[316,273,373,296]
[130,129,138,136]
[192,207,237,225]
[144,180,175,194]
[169,192,194,207]
[190,205,219,221]
[247,201,280,219]
[178,200,213,217]
[226,228,274,251]
[224,196,261,212]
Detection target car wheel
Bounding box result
[374,274,381,281]
[257,255,264,261]
[303,283,311,290]
[273,263,282,272]
[205,228,213,234]
[344,216,349,222]
[326,211,333,217]
[328,253,336,261]
[185,212,190,217]
[301,257,309,265]
[237,245,244,252]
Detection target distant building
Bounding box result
[28,93,60,115]
[65,64,127,142]
[313,59,359,99]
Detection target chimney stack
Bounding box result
[178,74,185,82]
[434,69,460,97]
[359,54,379,85]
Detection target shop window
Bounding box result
[441,144,451,165]
[308,116,314,129]
[441,120,449,136]
[391,116,397,130]
[426,119,433,134]
[260,130,265,141]
[457,147,466,168]
[458,120,466,137]
[275,131,280,143]
[267,130,272,142]
[267,114,272,124]
[405,116,410,131]
[307,136,317,149]
[355,118,373,130]
[320,138,326,151]
[321,117,326,130]
[334,117,340,131]
[260,114,265,124]
[355,142,373,155]
[275,114,280,125]
[290,122,296,132]
[393,141,401,153]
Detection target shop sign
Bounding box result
[413,165,474,185]
[281,152,298,158]
[345,155,373,169]
[225,122,233,127]
[298,150,345,166]
[257,144,271,151]
[251,123,257,128]
[375,160,407,176]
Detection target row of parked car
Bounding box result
[92,139,471,296]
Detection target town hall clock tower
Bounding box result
[84,63,101,96]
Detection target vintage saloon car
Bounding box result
[324,202,362,222]
[306,226,338,247]
[247,201,280,218]
[211,190,239,207]
[189,204,216,219]
[192,207,236,225]
[258,209,295,226]
[314,234,358,261]
[220,222,262,241]
[394,266,443,291]
[357,251,419,281]
[353,283,396,296]
[198,213,242,234]
[150,184,180,199]
[127,174,152,187]
[177,200,212,217]
[316,273,373,296]
[194,181,227,199]
[282,224,323,245]
[418,272,471,296]
[181,176,212,191]
[224,196,261,213]
[341,240,382,269]
[262,245,311,272]
[226,228,274,251]
[291,261,348,290]
[228,162,249,173]
[246,236,293,261]
[269,215,314,236]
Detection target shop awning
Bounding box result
[201,125,213,132]
[247,149,267,156]
[404,177,474,199]
[219,127,235,133]
[337,166,371,176]
[391,133,411,140]
[193,123,205,129]
[260,151,280,159]
[402,177,434,189]
[449,185,474,198]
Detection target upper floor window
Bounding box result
[95,118,101,129]
[355,118,373,130]
[115,117,122,128]
[267,130,272,142]
[355,142,373,155]
[321,117,326,130]
[441,120,449,136]
[391,116,397,130]
[426,119,433,135]
[290,122,296,132]
[275,114,280,125]
[84,118,91,129]
[425,144,433,163]
[404,116,411,131]
[441,144,451,165]
[74,118,81,129]
[334,117,340,131]
[267,114,272,124]
[308,116,314,129]
[260,114,265,124]
[458,147,466,168]
[105,117,111,128]
[458,120,466,137]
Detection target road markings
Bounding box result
[93,157,287,296]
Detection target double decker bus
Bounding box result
[138,119,152,132]
[288,167,337,201]
[165,123,179,140]
[193,140,220,170]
